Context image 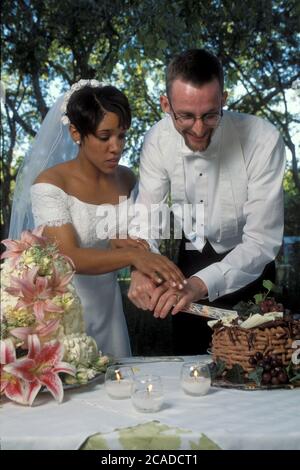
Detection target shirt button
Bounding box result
[199,173,203,176]
[200,200,203,203]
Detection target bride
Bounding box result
[9,80,185,357]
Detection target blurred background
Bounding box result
[1,0,299,354]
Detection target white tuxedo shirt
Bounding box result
[130,111,285,301]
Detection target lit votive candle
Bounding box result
[181,362,211,396]
[105,366,133,399]
[131,375,164,412]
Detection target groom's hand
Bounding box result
[149,277,208,318]
[171,277,208,315]
[128,270,156,310]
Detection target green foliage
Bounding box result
[234,280,284,317]
[248,367,264,386]
[253,280,281,305]
[233,301,261,317]
[209,359,226,380]
[253,293,264,304]
[286,361,300,384]
[225,364,245,384]
[1,0,299,243]
[284,170,300,236]
[262,280,275,294]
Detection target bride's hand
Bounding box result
[110,237,149,251]
[130,250,186,287]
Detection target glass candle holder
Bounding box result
[181,362,211,396]
[131,375,164,412]
[105,366,133,399]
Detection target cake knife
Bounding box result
[182,303,238,320]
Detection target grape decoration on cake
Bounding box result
[210,281,300,388]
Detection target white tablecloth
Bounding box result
[1,356,299,450]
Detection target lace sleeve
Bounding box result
[30,183,72,227]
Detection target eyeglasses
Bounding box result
[168,101,223,128]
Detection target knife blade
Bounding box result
[182,302,238,320]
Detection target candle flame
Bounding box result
[147,384,153,393]
[192,369,200,378]
[116,370,121,382]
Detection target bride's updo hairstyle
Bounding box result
[66,85,131,139]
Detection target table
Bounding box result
[1,356,299,450]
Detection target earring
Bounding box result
[76,140,80,145]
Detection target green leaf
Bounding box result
[233,300,249,313]
[225,364,245,384]
[233,300,261,319]
[254,293,264,304]
[157,39,168,50]
[248,366,264,386]
[286,360,300,383]
[209,359,226,380]
[290,374,300,383]
[262,280,275,292]
[286,360,295,379]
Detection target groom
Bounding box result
[128,49,285,355]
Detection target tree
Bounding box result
[1,0,299,238]
[284,170,300,236]
[1,0,138,236]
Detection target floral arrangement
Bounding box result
[1,227,109,406]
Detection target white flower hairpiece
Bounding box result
[61,79,104,125]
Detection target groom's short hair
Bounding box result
[166,49,224,97]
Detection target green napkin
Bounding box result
[81,420,221,450]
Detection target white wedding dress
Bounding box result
[30,182,132,357]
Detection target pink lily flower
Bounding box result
[10,318,61,348]
[5,267,63,322]
[48,266,74,295]
[4,335,76,405]
[1,226,48,267]
[0,338,32,405]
